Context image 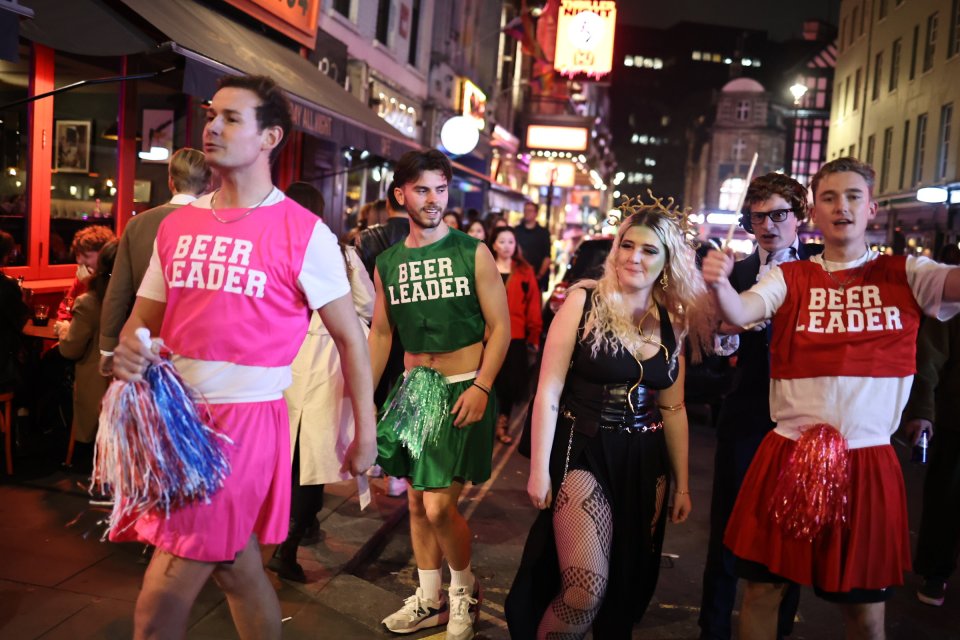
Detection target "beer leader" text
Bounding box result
[795,285,902,333]
[388,257,470,305]
[167,234,267,298]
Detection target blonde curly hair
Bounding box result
[578,206,715,371]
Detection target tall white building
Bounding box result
[829,0,960,251]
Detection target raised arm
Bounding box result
[527,286,583,510]
[701,249,768,328]
[320,293,377,475]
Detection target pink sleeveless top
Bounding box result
[154,197,335,367]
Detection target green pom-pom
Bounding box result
[383,367,449,459]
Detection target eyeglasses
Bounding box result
[748,208,794,224]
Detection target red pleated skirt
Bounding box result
[724,431,911,592]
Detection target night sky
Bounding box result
[616,0,840,41]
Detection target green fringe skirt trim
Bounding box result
[377,369,496,490]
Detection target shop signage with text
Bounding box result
[460,79,487,130]
[289,101,332,138]
[554,0,617,79]
[223,0,320,49]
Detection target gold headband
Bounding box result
[606,190,699,249]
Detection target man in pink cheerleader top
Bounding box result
[112,75,377,640]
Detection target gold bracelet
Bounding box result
[675,489,690,495]
[658,402,685,412]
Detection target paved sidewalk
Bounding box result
[0,467,412,639]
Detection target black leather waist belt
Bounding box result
[563,378,661,437]
[598,420,664,434]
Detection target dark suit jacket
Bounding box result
[715,242,823,441]
[99,202,182,351]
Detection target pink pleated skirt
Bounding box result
[109,399,290,562]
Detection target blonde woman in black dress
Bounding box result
[506,202,714,639]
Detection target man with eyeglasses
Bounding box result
[698,172,821,640]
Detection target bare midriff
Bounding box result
[405,341,484,377]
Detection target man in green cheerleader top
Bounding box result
[369,149,510,640]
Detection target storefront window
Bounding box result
[50,53,120,264]
[341,148,388,240]
[134,64,191,213]
[0,45,30,267]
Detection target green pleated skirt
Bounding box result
[377,373,496,490]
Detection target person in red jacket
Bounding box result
[489,226,543,443]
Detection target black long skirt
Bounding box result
[505,412,670,638]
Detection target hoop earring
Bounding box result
[660,271,669,289]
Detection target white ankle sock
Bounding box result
[418,568,442,602]
[448,564,474,590]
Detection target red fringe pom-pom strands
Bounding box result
[769,424,851,541]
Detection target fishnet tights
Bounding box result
[537,469,613,640]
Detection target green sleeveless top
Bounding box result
[376,229,485,354]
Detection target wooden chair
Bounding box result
[0,391,13,474]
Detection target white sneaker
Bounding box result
[386,476,408,497]
[446,580,481,640]
[381,587,448,634]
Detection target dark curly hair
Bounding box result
[740,172,809,233]
[217,75,292,163]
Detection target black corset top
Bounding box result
[562,289,678,432]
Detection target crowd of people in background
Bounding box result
[4,73,960,640]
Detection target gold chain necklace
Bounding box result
[822,259,869,293]
[209,187,275,224]
[627,303,670,412]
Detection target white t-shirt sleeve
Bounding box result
[298,221,351,310]
[745,264,788,319]
[344,245,376,322]
[906,255,960,320]
[137,239,167,302]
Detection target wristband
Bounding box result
[472,381,491,395]
[658,402,685,412]
[675,489,690,496]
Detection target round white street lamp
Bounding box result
[440,116,480,156]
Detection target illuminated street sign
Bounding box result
[526,124,589,151]
[554,0,617,79]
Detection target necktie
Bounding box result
[757,247,798,281]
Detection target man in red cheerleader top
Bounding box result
[702,156,960,640]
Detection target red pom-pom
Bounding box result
[768,424,850,541]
